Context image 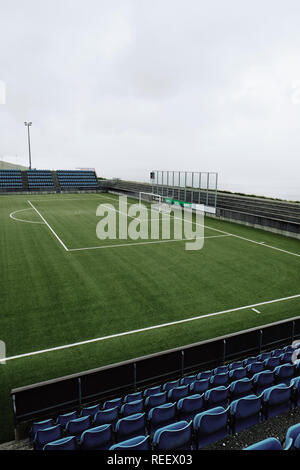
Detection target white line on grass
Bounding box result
[68,234,231,252]
[9,208,44,224]
[252,308,261,313]
[27,200,69,251]
[1,293,299,363]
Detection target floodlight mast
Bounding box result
[24,121,32,170]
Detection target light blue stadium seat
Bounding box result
[177,394,204,421]
[152,420,193,451]
[79,424,113,450]
[43,436,77,450]
[243,437,283,450]
[193,406,229,449]
[110,435,150,451]
[230,394,262,433]
[33,424,62,450]
[115,412,146,442]
[147,402,177,433]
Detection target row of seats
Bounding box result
[0,170,23,188]
[27,170,54,188]
[244,422,300,450]
[57,170,98,188]
[31,381,299,450]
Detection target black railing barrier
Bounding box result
[11,315,300,439]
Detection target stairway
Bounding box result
[51,171,60,192]
[21,171,28,190]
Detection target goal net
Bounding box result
[139,192,172,213]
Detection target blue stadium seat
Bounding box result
[65,415,92,437]
[272,349,284,357]
[243,357,257,367]
[252,370,274,394]
[189,379,210,395]
[264,357,281,370]
[274,364,295,385]
[56,411,78,427]
[143,386,161,397]
[33,424,62,450]
[230,395,262,433]
[262,384,292,419]
[43,436,77,450]
[103,397,123,410]
[229,367,247,382]
[124,391,143,403]
[257,352,272,362]
[290,376,300,406]
[152,421,193,451]
[213,366,228,374]
[79,424,113,450]
[94,406,119,427]
[81,404,100,418]
[246,362,264,378]
[229,378,253,400]
[120,399,144,417]
[30,418,55,441]
[229,361,244,370]
[177,394,204,421]
[196,370,213,380]
[144,392,167,411]
[167,385,189,401]
[147,403,177,433]
[280,352,293,364]
[162,379,180,392]
[110,435,150,451]
[115,412,146,442]
[209,372,229,387]
[204,386,229,409]
[193,406,229,449]
[284,423,300,450]
[180,375,197,386]
[243,437,283,450]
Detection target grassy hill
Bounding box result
[0,160,28,170]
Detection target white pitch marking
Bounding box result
[252,308,261,313]
[9,208,44,224]
[27,200,69,251]
[1,293,299,363]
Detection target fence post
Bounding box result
[78,378,82,407]
[223,339,226,364]
[133,363,137,392]
[181,350,185,377]
[259,330,263,353]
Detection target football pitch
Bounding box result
[0,192,299,442]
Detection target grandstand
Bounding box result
[0,168,299,455]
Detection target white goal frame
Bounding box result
[139,192,163,205]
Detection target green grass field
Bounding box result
[0,192,299,442]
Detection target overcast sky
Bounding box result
[0,0,300,199]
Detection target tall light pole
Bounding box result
[24,121,32,170]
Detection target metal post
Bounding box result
[206,172,209,206]
[24,121,32,170]
[133,363,137,391]
[181,350,184,377]
[223,339,226,364]
[198,172,201,204]
[184,172,187,202]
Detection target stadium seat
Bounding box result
[147,403,177,433]
[284,423,300,450]
[103,397,123,410]
[56,411,78,428]
[120,399,144,417]
[229,367,247,382]
[143,386,161,397]
[94,406,119,427]
[152,421,193,451]
[204,386,229,409]
[229,361,244,370]
[213,366,228,374]
[264,357,281,370]
[230,395,262,434]
[43,436,77,450]
[280,352,293,364]
[81,404,100,418]
[243,437,283,450]
[193,406,229,449]
[243,357,257,367]
[115,412,146,442]
[180,375,197,386]
[246,362,264,378]
[189,379,210,394]
[196,370,213,380]
[30,418,55,441]
[167,385,189,401]
[274,364,295,385]
[79,424,113,450]
[290,376,300,406]
[257,352,272,362]
[229,378,253,400]
[272,349,284,357]
[252,370,274,394]
[262,384,292,419]
[177,394,204,421]
[209,372,229,387]
[124,391,143,403]
[162,379,180,392]
[33,424,62,450]
[65,415,92,437]
[110,435,150,451]
[144,392,167,410]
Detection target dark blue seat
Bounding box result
[189,379,209,395]
[209,372,229,388]
[81,404,100,418]
[143,386,161,397]
[43,436,77,450]
[280,352,293,364]
[196,370,213,380]
[79,424,113,450]
[230,395,262,433]
[243,357,257,367]
[33,424,62,450]
[213,366,228,374]
[229,361,244,370]
[120,399,144,417]
[144,392,167,410]
[110,435,150,451]
[264,357,281,370]
[56,411,78,428]
[124,391,143,403]
[204,386,229,409]
[162,379,180,392]
[230,378,253,400]
[243,437,283,450]
[103,397,122,410]
[30,419,55,442]
[290,376,300,406]
[147,403,177,433]
[193,406,228,449]
[229,368,247,382]
[262,384,292,419]
[274,364,295,385]
[284,423,300,450]
[115,412,146,442]
[252,370,274,394]
[152,421,192,450]
[94,406,119,427]
[272,349,284,357]
[180,375,197,386]
[177,394,204,421]
[65,415,91,437]
[167,385,189,401]
[246,362,264,378]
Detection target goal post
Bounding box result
[139,192,163,205]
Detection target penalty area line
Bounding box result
[1,293,300,363]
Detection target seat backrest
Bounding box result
[244,437,282,450]
[274,364,294,380]
[153,421,192,450]
[213,366,228,374]
[30,419,55,439]
[34,424,62,450]
[230,378,252,397]
[285,422,300,449]
[168,385,189,401]
[247,362,264,376]
[162,379,180,392]
[94,406,119,426]
[210,373,229,386]
[180,375,197,386]
[230,395,261,419]
[143,386,161,397]
[148,403,176,428]
[177,394,203,415]
[80,424,113,450]
[189,379,209,394]
[229,361,243,370]
[253,370,274,386]
[193,406,227,435]
[229,368,247,381]
[109,435,150,451]
[81,404,100,417]
[144,392,167,410]
[43,436,77,450]
[57,411,78,427]
[120,399,144,417]
[66,415,91,435]
[103,397,122,410]
[115,413,146,440]
[196,370,212,380]
[124,392,143,403]
[204,386,229,405]
[263,384,291,406]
